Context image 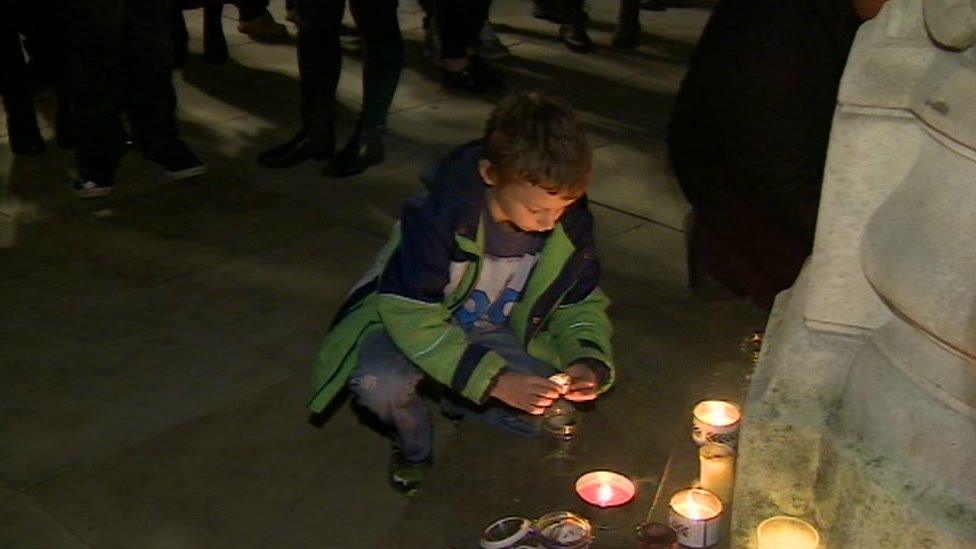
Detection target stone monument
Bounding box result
[731,0,976,546]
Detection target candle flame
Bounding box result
[672,489,720,521]
[597,482,614,507]
[697,400,741,427]
[683,490,705,519]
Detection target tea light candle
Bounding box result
[575,471,636,530]
[757,516,820,549]
[668,488,723,548]
[575,470,636,508]
[698,443,736,503]
[692,400,741,448]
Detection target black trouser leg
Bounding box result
[437,0,490,60]
[558,0,586,25]
[1,24,45,154]
[293,0,343,142]
[618,0,640,34]
[235,0,270,21]
[69,0,125,180]
[348,0,402,130]
[0,14,33,122]
[122,0,179,156]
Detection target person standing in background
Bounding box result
[258,0,403,178]
[68,0,205,198]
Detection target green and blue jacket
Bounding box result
[307,142,614,413]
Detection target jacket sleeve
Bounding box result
[547,255,615,391]
[376,194,507,404]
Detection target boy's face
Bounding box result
[479,160,581,233]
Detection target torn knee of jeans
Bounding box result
[349,374,379,390]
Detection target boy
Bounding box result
[307,91,614,496]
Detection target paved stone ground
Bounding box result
[0,1,767,547]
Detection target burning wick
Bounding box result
[549,373,572,395]
[575,471,636,508]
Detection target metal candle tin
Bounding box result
[480,511,593,549]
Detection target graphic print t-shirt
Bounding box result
[454,210,547,330]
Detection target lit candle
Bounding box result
[757,516,820,549]
[698,443,736,503]
[549,373,572,394]
[575,471,636,508]
[692,400,742,448]
[668,488,722,548]
[575,471,636,530]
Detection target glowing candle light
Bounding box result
[574,471,636,531]
[757,516,820,549]
[668,488,723,548]
[692,400,742,448]
[575,471,636,508]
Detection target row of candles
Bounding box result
[572,399,820,548]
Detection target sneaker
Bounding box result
[389,449,432,498]
[72,177,114,198]
[237,12,289,41]
[146,141,206,180]
[477,24,510,60]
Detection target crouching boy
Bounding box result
[307,91,614,496]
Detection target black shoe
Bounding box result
[7,116,46,155]
[532,7,561,23]
[559,23,594,53]
[258,128,334,168]
[323,128,384,178]
[442,61,501,93]
[145,140,206,179]
[72,176,114,198]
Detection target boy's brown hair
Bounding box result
[483,91,592,196]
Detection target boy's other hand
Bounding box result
[490,372,561,415]
[564,363,599,402]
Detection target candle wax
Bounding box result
[575,471,636,508]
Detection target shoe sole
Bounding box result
[165,165,207,180]
[74,186,114,199]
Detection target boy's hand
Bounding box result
[489,372,561,415]
[563,363,600,402]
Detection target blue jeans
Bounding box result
[349,325,557,462]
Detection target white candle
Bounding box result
[692,400,742,448]
[757,516,820,549]
[668,488,723,548]
[699,443,736,503]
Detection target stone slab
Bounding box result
[0,479,88,549]
[23,377,404,549]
